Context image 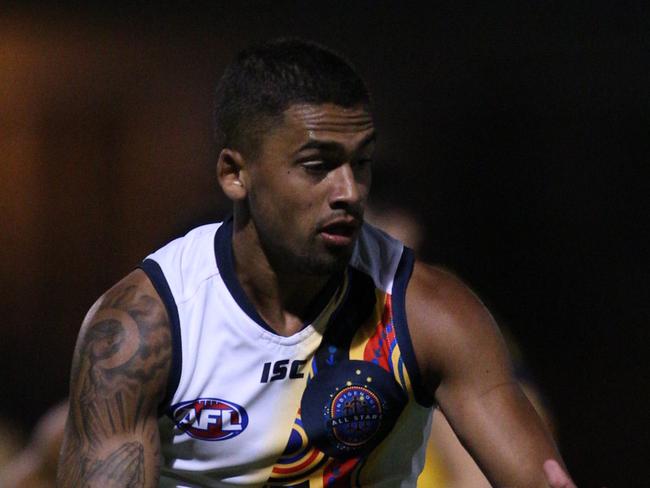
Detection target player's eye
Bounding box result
[301,160,330,174]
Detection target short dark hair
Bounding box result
[214,38,371,158]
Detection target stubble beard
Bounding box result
[294,245,353,276]
[247,196,358,277]
[259,228,354,277]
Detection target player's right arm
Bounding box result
[57,269,172,487]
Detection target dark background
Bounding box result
[1,2,647,486]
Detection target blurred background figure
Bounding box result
[367,200,555,488]
[0,417,25,474]
[0,402,67,488]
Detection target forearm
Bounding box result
[443,382,564,487]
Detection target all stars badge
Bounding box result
[300,360,407,459]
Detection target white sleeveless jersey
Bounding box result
[141,218,435,488]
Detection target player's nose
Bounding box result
[328,163,363,209]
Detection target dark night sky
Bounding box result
[1,2,648,486]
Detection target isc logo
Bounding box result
[260,359,307,383]
[171,398,249,441]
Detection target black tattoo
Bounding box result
[84,442,145,487]
[57,273,170,487]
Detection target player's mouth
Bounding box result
[318,218,360,247]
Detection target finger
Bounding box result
[543,459,577,488]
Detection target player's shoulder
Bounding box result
[94,267,163,313]
[143,222,223,302]
[406,261,501,374]
[79,268,172,371]
[69,267,173,411]
[146,222,221,267]
[407,261,486,319]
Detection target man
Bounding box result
[58,38,575,487]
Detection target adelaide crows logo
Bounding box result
[171,398,248,441]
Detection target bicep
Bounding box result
[57,269,171,487]
[408,264,560,487]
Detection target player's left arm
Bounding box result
[406,262,575,488]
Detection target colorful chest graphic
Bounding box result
[266,270,415,486]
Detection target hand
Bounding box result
[84,442,144,487]
[543,459,577,488]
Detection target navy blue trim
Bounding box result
[313,267,375,371]
[139,259,182,416]
[214,216,342,335]
[391,247,437,407]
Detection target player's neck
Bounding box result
[231,223,334,337]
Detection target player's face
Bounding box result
[246,103,375,275]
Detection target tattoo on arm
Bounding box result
[85,442,145,487]
[58,274,171,487]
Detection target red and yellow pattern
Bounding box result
[266,410,327,486]
[350,291,412,397]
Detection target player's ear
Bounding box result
[217,148,248,200]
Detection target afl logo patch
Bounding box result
[301,360,406,459]
[171,398,248,441]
